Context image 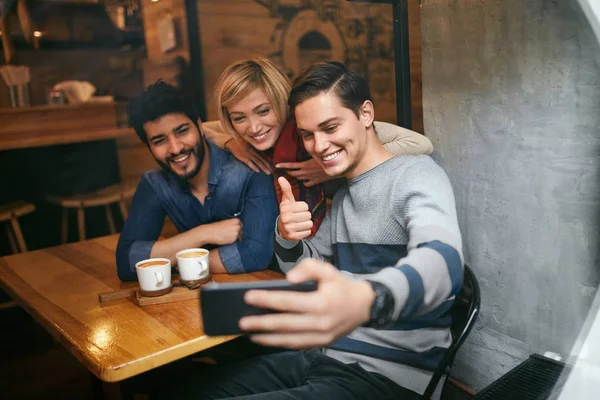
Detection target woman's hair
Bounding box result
[214,57,291,141]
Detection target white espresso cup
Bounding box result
[135,258,173,297]
[176,248,210,285]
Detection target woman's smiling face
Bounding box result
[227,89,284,152]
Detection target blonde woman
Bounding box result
[203,57,432,235]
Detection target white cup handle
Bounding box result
[198,259,208,274]
[155,271,164,285]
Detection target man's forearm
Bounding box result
[150,225,210,265]
[124,238,229,279]
[150,227,235,274]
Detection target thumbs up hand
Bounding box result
[277,177,313,241]
[279,175,296,204]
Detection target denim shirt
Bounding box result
[116,142,278,281]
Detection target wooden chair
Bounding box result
[0,201,35,310]
[47,184,136,243]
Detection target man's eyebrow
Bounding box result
[173,123,189,132]
[318,117,342,128]
[298,117,342,133]
[149,132,165,142]
[148,122,189,142]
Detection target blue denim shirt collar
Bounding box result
[173,141,227,192]
[207,141,227,189]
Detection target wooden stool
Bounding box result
[0,201,35,311]
[1,201,35,254]
[47,184,136,243]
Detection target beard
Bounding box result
[155,138,206,185]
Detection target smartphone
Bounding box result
[200,279,318,336]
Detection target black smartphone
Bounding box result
[200,279,318,336]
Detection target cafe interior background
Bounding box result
[0,0,599,398]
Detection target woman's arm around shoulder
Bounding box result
[202,120,232,149]
[373,120,433,156]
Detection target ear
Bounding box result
[359,100,375,129]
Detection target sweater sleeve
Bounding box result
[274,207,335,274]
[365,158,463,320]
[203,120,233,149]
[373,121,433,156]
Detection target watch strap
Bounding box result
[364,280,395,329]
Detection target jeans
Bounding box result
[159,350,420,400]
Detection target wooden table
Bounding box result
[0,234,283,382]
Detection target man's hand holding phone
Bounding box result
[239,259,375,349]
[277,177,313,241]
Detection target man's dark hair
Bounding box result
[288,61,373,117]
[127,80,200,144]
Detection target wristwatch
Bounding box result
[363,280,396,329]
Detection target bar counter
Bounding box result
[0,102,134,151]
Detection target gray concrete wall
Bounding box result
[421,0,600,391]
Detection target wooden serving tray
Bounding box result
[134,278,214,306]
[98,276,213,306]
[134,285,198,306]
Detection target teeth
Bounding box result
[173,154,190,163]
[253,131,269,141]
[322,151,341,161]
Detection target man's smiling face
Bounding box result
[295,91,371,179]
[144,113,205,181]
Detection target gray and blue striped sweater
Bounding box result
[275,155,463,395]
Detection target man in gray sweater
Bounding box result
[168,62,462,399]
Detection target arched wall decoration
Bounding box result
[255,1,396,104]
[280,9,345,78]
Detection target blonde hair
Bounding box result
[214,57,291,142]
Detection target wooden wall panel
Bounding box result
[123,0,191,190]
[195,0,424,133]
[142,0,190,62]
[140,0,191,88]
[116,135,156,186]
[137,0,423,131]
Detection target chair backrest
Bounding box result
[421,264,481,399]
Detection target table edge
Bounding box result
[0,251,283,382]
